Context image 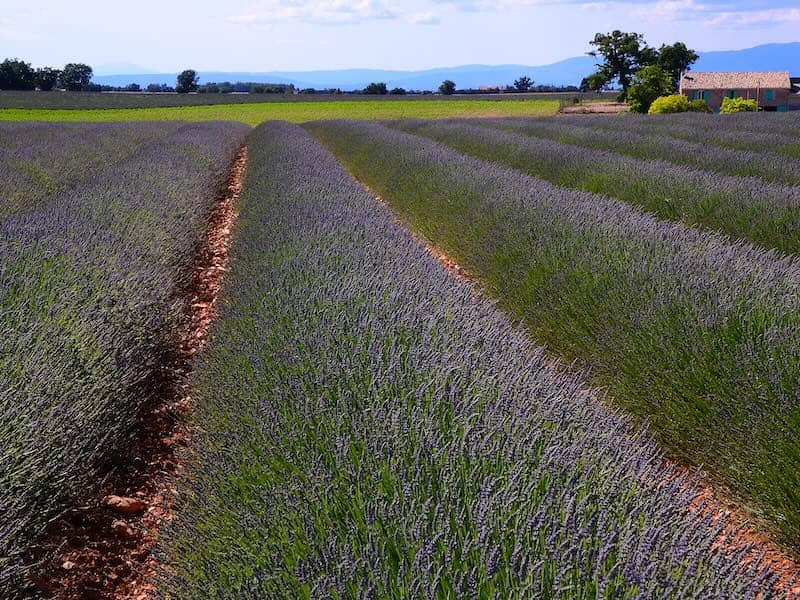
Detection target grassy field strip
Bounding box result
[0,122,188,217]
[162,121,775,598]
[0,98,559,126]
[307,119,800,551]
[386,119,800,256]
[555,114,800,158]
[482,117,800,186]
[0,122,249,595]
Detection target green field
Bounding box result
[0,98,559,125]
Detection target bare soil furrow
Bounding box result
[33,146,248,600]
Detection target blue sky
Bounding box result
[1,0,798,72]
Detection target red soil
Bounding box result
[674,468,800,598]
[32,146,247,600]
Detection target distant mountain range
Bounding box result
[92,42,800,91]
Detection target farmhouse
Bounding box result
[679,71,796,112]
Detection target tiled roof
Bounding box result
[681,71,790,90]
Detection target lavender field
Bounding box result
[388,118,800,255]
[308,118,800,554]
[161,121,781,598]
[0,122,187,217]
[0,121,248,595]
[3,113,800,599]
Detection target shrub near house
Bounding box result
[720,97,758,113]
[649,94,711,113]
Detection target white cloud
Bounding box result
[579,2,615,9]
[408,11,441,24]
[630,0,709,23]
[432,0,548,9]
[704,7,800,27]
[228,0,399,25]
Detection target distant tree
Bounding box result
[176,69,199,93]
[626,65,672,113]
[439,79,456,95]
[0,59,36,90]
[587,31,656,99]
[513,76,533,92]
[300,88,317,94]
[579,72,609,93]
[35,67,60,91]
[146,83,174,92]
[363,82,388,95]
[657,42,699,91]
[389,87,407,95]
[124,83,141,92]
[59,63,93,91]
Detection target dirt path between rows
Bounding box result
[371,191,800,598]
[33,145,247,600]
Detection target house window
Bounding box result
[765,89,775,101]
[726,90,736,99]
[702,91,710,101]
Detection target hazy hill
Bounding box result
[92,42,800,91]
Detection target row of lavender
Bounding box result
[481,115,800,186]
[161,121,777,598]
[555,113,800,158]
[0,122,185,217]
[388,118,800,256]
[0,122,249,596]
[307,119,800,551]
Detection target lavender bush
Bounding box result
[387,118,800,256]
[0,121,249,597]
[0,122,185,217]
[162,121,780,599]
[554,114,800,158]
[658,111,800,138]
[481,116,800,185]
[308,119,800,552]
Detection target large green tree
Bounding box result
[658,42,699,90]
[587,31,657,99]
[176,69,199,93]
[0,59,36,90]
[59,63,93,91]
[626,65,673,113]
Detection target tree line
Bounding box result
[358,77,577,96]
[0,59,93,91]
